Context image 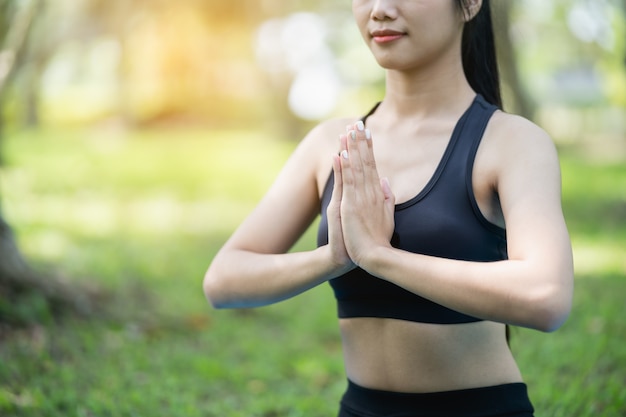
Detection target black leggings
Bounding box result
[337,379,535,417]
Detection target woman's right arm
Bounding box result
[203,120,353,309]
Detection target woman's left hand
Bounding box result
[338,122,396,268]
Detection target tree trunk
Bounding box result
[0,211,95,323]
[0,212,30,287]
[492,1,536,120]
[0,0,98,325]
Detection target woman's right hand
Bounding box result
[326,134,356,274]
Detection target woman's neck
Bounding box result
[380,53,476,122]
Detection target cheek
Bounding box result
[410,3,464,50]
[413,0,463,34]
[352,2,371,41]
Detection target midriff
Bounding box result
[339,318,523,393]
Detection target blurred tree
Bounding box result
[0,0,40,262]
[29,0,271,128]
[0,0,38,108]
[493,1,535,119]
[0,0,94,326]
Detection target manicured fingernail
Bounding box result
[350,131,356,140]
[341,150,349,159]
[356,121,364,131]
[365,128,371,140]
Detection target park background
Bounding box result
[0,0,625,415]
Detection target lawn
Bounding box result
[0,127,624,416]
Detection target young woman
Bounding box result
[204,1,574,415]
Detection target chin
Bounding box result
[370,50,417,72]
[374,57,413,71]
[371,53,401,69]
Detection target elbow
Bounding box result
[202,268,230,309]
[533,305,570,333]
[527,283,573,333]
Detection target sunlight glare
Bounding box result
[288,64,340,120]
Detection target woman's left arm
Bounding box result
[340,116,574,332]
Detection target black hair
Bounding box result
[457,0,503,109]
[457,2,509,344]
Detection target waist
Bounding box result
[339,318,523,393]
[340,379,534,417]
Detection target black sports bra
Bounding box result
[316,95,506,324]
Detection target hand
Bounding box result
[325,135,356,274]
[339,122,396,267]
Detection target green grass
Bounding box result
[0,128,625,416]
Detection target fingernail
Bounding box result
[341,150,349,159]
[350,131,356,140]
[365,129,371,140]
[356,121,364,131]
[346,125,352,133]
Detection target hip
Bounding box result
[338,379,535,417]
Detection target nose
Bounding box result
[371,0,398,21]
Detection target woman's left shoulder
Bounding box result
[475,110,563,191]
[485,110,554,151]
[484,110,559,162]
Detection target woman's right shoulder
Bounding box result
[303,117,358,148]
[299,117,358,162]
[295,117,360,186]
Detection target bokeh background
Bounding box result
[0,0,625,416]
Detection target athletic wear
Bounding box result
[317,95,505,324]
[338,379,535,417]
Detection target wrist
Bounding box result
[357,243,395,278]
[317,245,355,279]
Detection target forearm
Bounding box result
[363,245,572,332]
[204,245,347,309]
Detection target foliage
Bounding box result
[0,129,625,416]
[3,0,624,136]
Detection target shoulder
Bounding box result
[479,110,564,203]
[286,117,357,163]
[485,110,557,157]
[304,117,358,146]
[482,111,559,173]
[294,117,360,168]
[290,116,361,193]
[474,110,562,199]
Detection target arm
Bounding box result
[203,121,354,309]
[340,116,574,332]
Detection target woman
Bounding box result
[204,0,574,416]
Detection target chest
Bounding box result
[373,132,451,205]
[371,128,500,227]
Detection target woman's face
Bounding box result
[352,0,466,71]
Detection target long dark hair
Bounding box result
[457,0,502,109]
[457,0,510,344]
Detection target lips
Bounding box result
[371,29,405,44]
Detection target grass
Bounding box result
[0,127,625,416]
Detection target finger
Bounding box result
[350,122,379,199]
[338,133,352,190]
[352,122,374,165]
[357,125,378,187]
[380,177,396,208]
[339,135,355,193]
[331,153,343,205]
[339,133,348,155]
[346,127,364,184]
[328,154,346,256]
